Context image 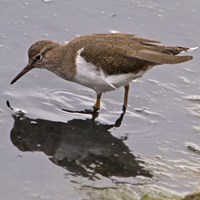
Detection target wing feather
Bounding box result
[79,41,192,75]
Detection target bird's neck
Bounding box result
[45,44,77,81]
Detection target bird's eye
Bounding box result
[35,54,42,61]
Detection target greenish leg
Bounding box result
[123,84,129,111]
[93,93,102,111]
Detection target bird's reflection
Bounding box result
[10,111,152,180]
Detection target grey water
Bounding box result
[1,0,200,199]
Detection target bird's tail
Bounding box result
[162,46,198,56]
[136,46,197,64]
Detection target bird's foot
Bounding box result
[62,107,99,120]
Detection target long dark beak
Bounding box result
[10,63,34,85]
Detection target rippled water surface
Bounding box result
[1,0,200,199]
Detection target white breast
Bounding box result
[74,48,145,94]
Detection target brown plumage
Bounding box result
[72,33,192,75]
[11,33,194,111]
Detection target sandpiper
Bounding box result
[11,33,194,111]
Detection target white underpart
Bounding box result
[74,48,145,94]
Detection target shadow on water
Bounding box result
[9,107,152,180]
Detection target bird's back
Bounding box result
[67,33,193,77]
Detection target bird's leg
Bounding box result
[93,93,102,111]
[123,84,129,112]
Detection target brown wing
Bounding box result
[87,33,161,44]
[80,43,193,75]
[135,49,193,64]
[80,44,149,75]
[71,33,161,49]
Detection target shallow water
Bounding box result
[1,0,200,199]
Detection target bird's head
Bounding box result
[11,40,59,85]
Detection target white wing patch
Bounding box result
[180,46,198,53]
[188,47,198,52]
[74,48,144,94]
